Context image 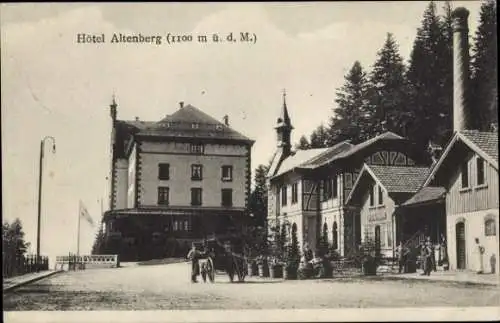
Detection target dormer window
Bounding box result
[190,143,204,154]
[192,123,199,129]
[216,124,223,131]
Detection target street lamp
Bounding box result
[36,136,56,271]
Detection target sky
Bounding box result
[1,1,483,261]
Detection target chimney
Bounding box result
[223,115,229,126]
[452,7,471,132]
[179,101,184,109]
[135,116,140,121]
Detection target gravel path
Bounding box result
[4,262,500,310]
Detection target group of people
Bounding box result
[396,235,448,276]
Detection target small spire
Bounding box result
[278,89,292,128]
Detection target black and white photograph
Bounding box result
[1,1,498,322]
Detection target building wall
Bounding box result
[320,173,343,253]
[137,141,249,208]
[127,144,137,208]
[115,158,129,209]
[446,209,499,275]
[359,182,396,258]
[446,153,499,214]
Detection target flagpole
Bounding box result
[77,201,81,257]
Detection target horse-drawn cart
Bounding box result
[194,236,247,283]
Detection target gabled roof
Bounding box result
[273,147,329,178]
[298,141,354,169]
[270,132,406,180]
[346,164,431,205]
[401,186,446,207]
[300,131,405,169]
[460,130,498,163]
[424,130,498,187]
[117,104,254,146]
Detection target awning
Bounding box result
[399,186,446,208]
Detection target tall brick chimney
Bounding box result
[452,7,471,131]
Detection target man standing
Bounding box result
[396,241,407,274]
[421,241,432,276]
[475,238,485,274]
[187,243,201,283]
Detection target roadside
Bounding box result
[3,270,63,293]
[373,270,499,286]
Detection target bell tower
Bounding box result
[275,89,293,156]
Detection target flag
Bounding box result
[79,200,95,227]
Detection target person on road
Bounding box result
[475,238,485,274]
[396,241,407,274]
[421,241,432,276]
[187,243,202,283]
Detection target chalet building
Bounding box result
[103,99,254,261]
[424,130,498,274]
[345,165,433,257]
[266,94,429,256]
[401,7,499,275]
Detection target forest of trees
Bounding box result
[295,0,497,152]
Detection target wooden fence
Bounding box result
[55,254,119,270]
[2,254,49,278]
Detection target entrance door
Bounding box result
[456,222,466,270]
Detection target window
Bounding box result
[291,182,298,204]
[281,186,287,206]
[485,218,496,236]
[476,157,485,186]
[191,123,199,129]
[221,189,233,207]
[158,163,170,180]
[222,165,233,181]
[157,187,169,205]
[191,164,203,180]
[190,143,204,154]
[191,188,202,206]
[345,173,353,189]
[369,185,375,206]
[461,161,469,188]
[322,179,332,201]
[378,186,384,205]
[173,219,189,232]
[332,176,338,198]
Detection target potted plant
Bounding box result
[268,257,283,278]
[247,259,257,277]
[283,224,300,280]
[256,255,269,277]
[360,235,381,276]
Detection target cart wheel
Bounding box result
[208,257,215,283]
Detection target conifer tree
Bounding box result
[295,135,311,150]
[330,61,373,144]
[249,164,269,227]
[471,0,498,130]
[309,124,329,148]
[368,33,409,137]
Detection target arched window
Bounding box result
[323,222,328,243]
[332,221,338,250]
[374,225,381,246]
[485,216,496,236]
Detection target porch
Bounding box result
[395,187,446,247]
[102,207,248,261]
